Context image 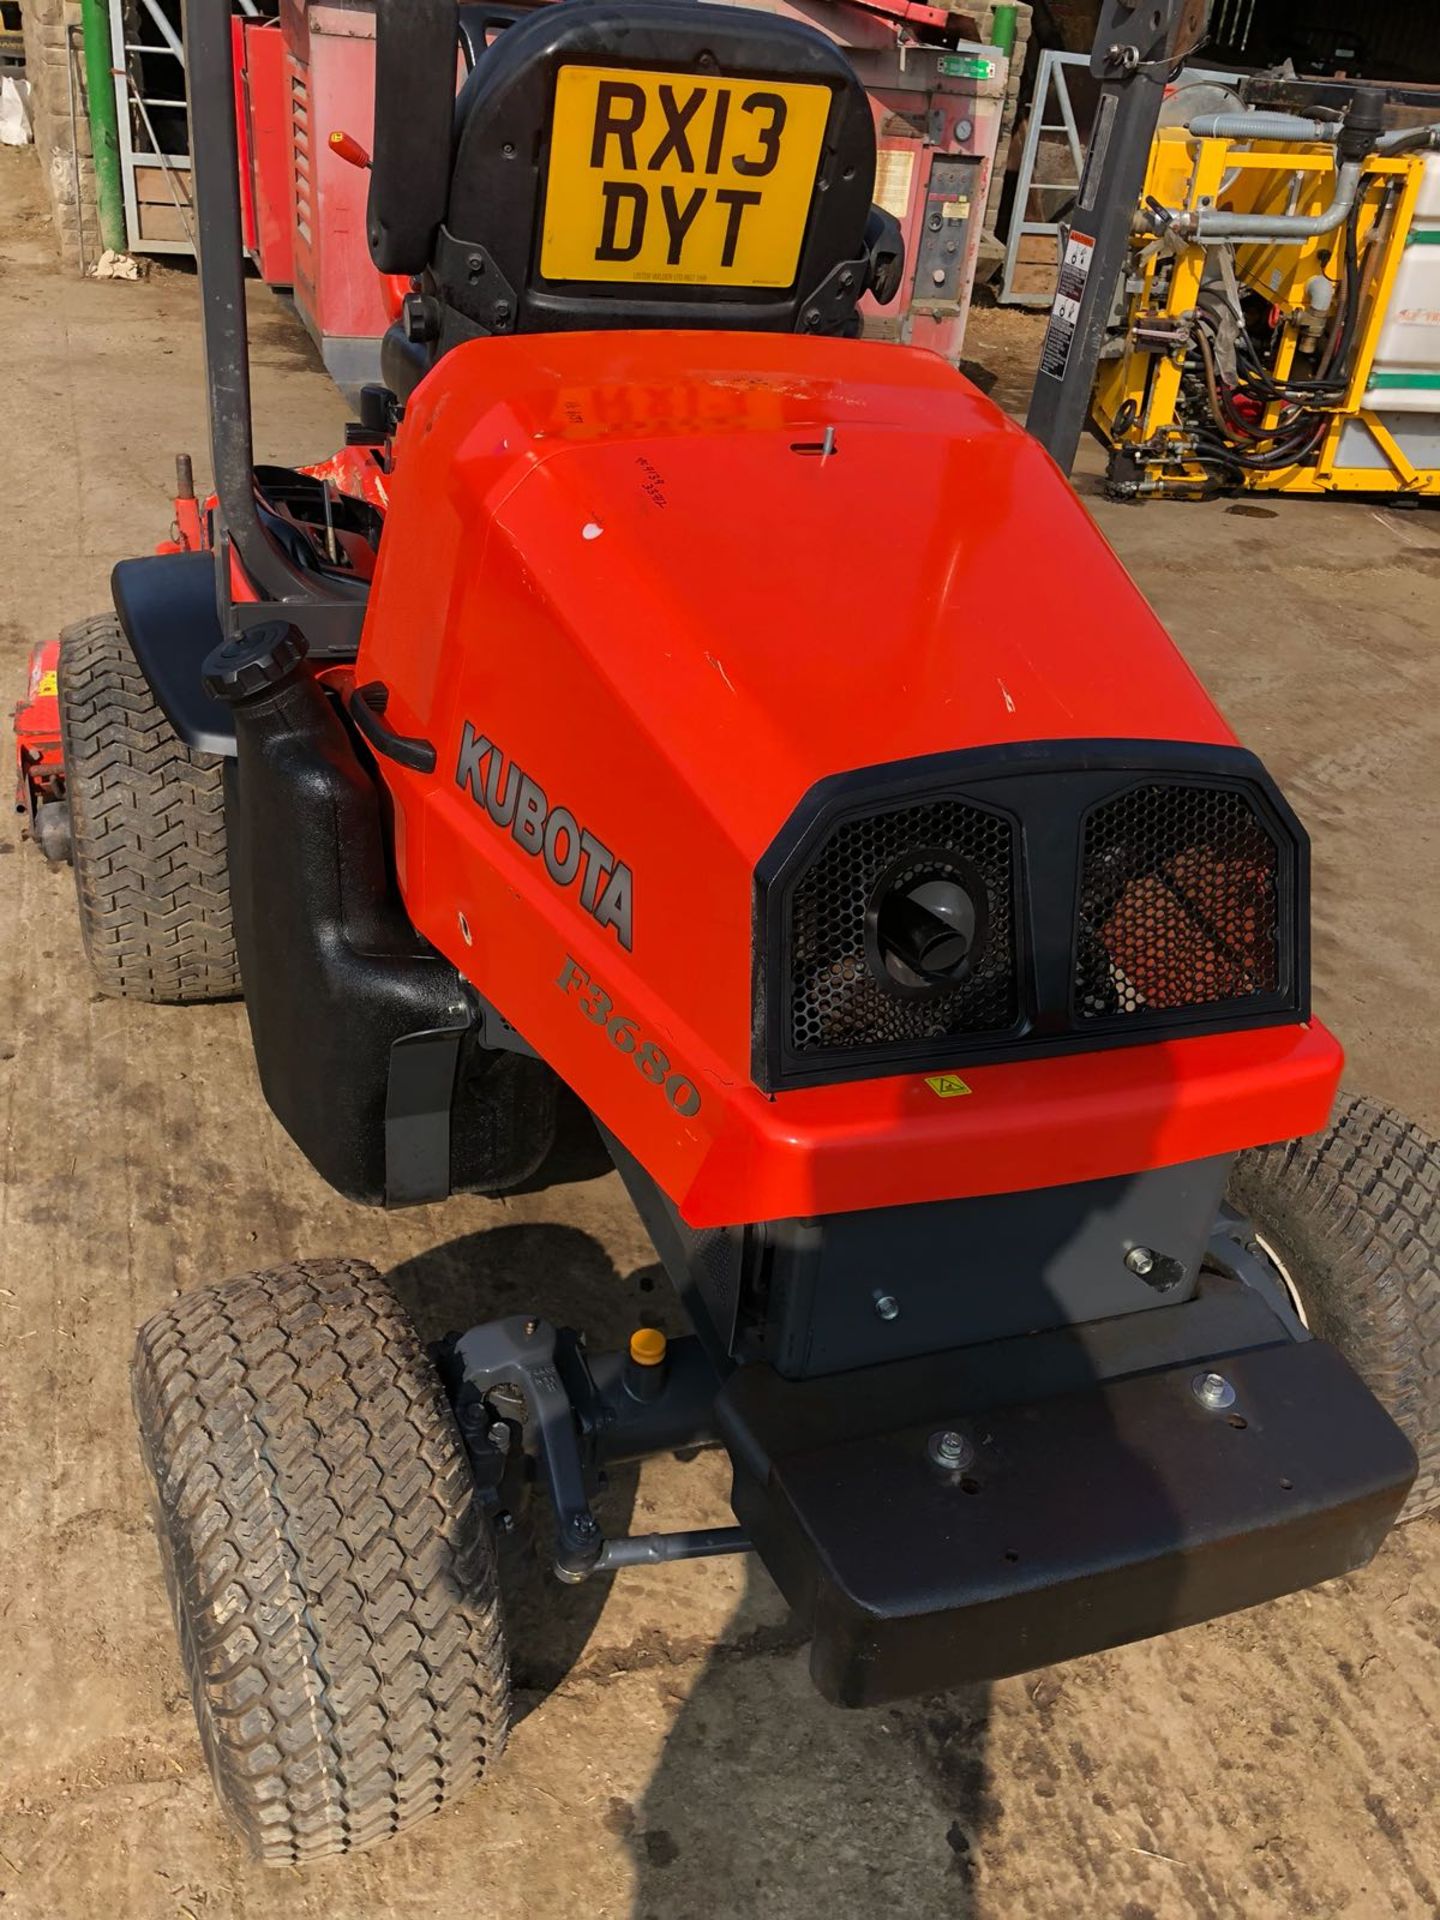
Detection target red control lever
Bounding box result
[329,130,371,170]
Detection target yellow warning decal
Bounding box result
[924,1074,972,1099]
[35,670,57,698]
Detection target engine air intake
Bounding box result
[789,802,1018,1058]
[1075,783,1281,1021]
[755,744,1307,1093]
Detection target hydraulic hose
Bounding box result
[1170,160,1361,244]
[1186,200,1361,484]
[1375,123,1440,155]
[1187,112,1338,145]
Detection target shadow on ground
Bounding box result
[384,1213,1002,1909]
[382,1116,1201,1919]
[623,1582,998,1916]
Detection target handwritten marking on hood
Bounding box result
[705,653,736,694]
[582,522,604,541]
[998,679,1017,714]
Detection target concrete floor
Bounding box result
[1,144,1438,1920]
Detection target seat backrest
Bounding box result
[368,0,900,360]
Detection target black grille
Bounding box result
[758,745,1305,1092]
[1075,783,1281,1020]
[789,800,1018,1057]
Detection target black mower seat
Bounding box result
[368,0,901,394]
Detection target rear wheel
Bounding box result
[1229,1092,1440,1522]
[58,610,238,1002]
[133,1258,510,1863]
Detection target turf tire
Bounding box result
[133,1258,510,1863]
[58,610,239,1002]
[1229,1091,1440,1523]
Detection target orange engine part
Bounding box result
[354,329,1342,1227]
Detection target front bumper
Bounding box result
[719,1278,1415,1706]
[678,1020,1344,1228]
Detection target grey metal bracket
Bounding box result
[451,1316,751,1582]
[454,1316,605,1579]
[466,987,540,1059]
[1205,1206,1309,1342]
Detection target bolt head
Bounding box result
[874,1292,901,1322]
[1193,1371,1237,1411]
[1125,1246,1156,1277]
[928,1429,975,1471]
[572,1512,598,1538]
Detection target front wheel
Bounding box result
[133,1258,510,1863]
[1229,1092,1440,1523]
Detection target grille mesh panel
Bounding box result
[1075,784,1280,1020]
[789,801,1018,1057]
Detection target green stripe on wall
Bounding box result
[1367,372,1440,389]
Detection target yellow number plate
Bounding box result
[540,65,832,289]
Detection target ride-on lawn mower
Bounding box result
[26,0,1440,1867]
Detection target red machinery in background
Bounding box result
[235,10,295,288]
[232,0,1007,390]
[12,642,66,864]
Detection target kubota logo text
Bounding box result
[455,722,634,950]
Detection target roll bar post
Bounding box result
[183,0,368,652]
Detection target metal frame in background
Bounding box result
[999,49,1088,307]
[1025,0,1210,474]
[109,0,260,255]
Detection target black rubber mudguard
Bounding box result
[111,551,237,757]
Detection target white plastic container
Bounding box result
[1362,153,1440,413]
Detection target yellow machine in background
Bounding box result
[1093,95,1440,500]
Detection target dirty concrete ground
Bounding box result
[1,142,1437,1920]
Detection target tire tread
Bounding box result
[58,611,239,1003]
[1230,1091,1440,1521]
[132,1258,509,1863]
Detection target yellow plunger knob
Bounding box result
[629,1327,668,1367]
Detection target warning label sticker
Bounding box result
[874,148,916,221]
[1037,230,1095,382]
[924,1074,973,1099]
